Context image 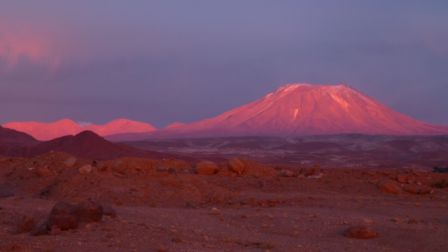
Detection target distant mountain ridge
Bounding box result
[3,83,448,141]
[0,127,174,160]
[3,118,156,141]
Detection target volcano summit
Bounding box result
[156,83,447,137]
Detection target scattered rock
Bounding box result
[226,158,276,177]
[279,169,295,177]
[196,161,219,175]
[403,184,433,195]
[15,216,36,234]
[156,166,176,174]
[31,219,49,236]
[64,157,77,167]
[209,207,221,215]
[303,166,321,177]
[228,158,246,175]
[35,166,53,177]
[79,165,93,175]
[431,180,448,189]
[102,205,117,218]
[344,226,379,239]
[378,180,402,194]
[396,174,409,183]
[433,166,448,173]
[0,186,14,198]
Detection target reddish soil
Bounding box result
[0,153,447,251]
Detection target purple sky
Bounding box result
[1,1,447,127]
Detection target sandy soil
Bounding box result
[0,154,447,252]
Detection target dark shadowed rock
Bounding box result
[37,201,106,235]
[102,205,117,218]
[47,202,79,231]
[433,166,448,173]
[0,185,14,198]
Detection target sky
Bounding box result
[1,0,447,127]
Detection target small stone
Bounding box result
[344,226,379,239]
[78,165,93,175]
[102,205,117,218]
[50,225,62,235]
[403,184,433,195]
[279,169,295,177]
[396,174,408,183]
[35,166,53,177]
[209,207,220,215]
[64,157,77,167]
[378,180,402,194]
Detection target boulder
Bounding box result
[38,200,107,235]
[196,161,219,175]
[47,202,79,231]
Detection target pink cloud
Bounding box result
[0,23,60,71]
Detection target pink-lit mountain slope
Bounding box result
[156,83,448,137]
[3,118,156,141]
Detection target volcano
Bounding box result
[3,118,156,141]
[157,83,448,137]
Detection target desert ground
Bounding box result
[0,146,447,252]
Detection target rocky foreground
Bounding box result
[0,153,447,251]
